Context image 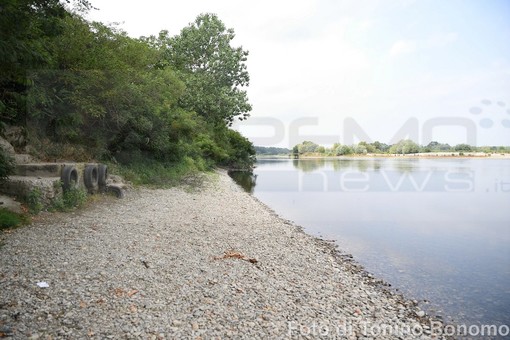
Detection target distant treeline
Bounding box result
[0,1,255,181]
[254,146,291,155]
[292,140,510,156]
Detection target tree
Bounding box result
[26,14,187,161]
[296,141,319,153]
[454,143,472,152]
[158,14,251,126]
[389,139,420,154]
[426,141,451,152]
[222,129,256,169]
[292,145,299,156]
[0,0,94,124]
[358,141,375,153]
[353,144,368,154]
[2,7,257,171]
[371,141,389,153]
[337,145,353,155]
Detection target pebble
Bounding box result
[0,171,440,339]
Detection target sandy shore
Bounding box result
[0,171,447,339]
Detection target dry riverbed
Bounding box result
[0,171,448,339]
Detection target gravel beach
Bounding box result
[0,171,446,339]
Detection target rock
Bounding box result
[0,195,23,214]
[3,125,26,149]
[0,136,15,155]
[14,154,34,164]
[0,171,441,339]
[172,320,183,327]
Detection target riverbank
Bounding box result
[0,171,448,339]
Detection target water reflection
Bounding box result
[392,159,419,173]
[292,158,325,172]
[288,158,423,173]
[330,159,372,172]
[228,171,257,193]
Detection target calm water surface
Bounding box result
[231,158,510,327]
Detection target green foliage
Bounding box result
[295,141,320,154]
[26,188,43,214]
[353,144,368,154]
[1,8,256,175]
[0,208,29,230]
[454,143,472,152]
[0,146,15,181]
[254,146,290,155]
[425,141,452,152]
[292,145,299,155]
[0,0,66,123]
[158,13,251,126]
[371,141,390,153]
[51,187,87,211]
[389,139,420,154]
[336,145,353,155]
[110,156,207,188]
[222,129,256,170]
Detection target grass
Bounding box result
[0,208,29,230]
[109,156,211,188]
[50,187,88,212]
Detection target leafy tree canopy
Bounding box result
[156,14,251,126]
[1,7,256,172]
[389,139,420,154]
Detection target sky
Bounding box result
[86,0,510,147]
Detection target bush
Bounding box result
[26,188,43,214]
[51,187,88,212]
[221,129,255,170]
[0,146,15,181]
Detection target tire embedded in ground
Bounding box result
[61,165,78,192]
[84,164,99,194]
[106,184,124,199]
[98,164,108,192]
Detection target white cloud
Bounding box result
[389,40,417,57]
[425,32,458,49]
[389,32,458,57]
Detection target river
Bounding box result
[230,157,510,328]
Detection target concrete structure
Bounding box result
[1,162,107,207]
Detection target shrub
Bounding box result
[26,188,43,214]
[222,129,255,170]
[51,187,88,211]
[0,146,15,181]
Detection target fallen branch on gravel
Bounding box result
[213,250,258,264]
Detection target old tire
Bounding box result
[98,164,108,191]
[106,185,124,199]
[84,164,99,193]
[61,165,78,192]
